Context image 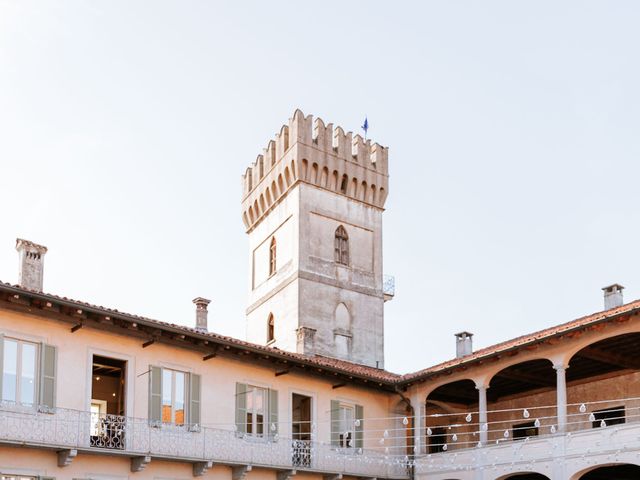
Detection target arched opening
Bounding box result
[360,181,367,201]
[259,194,266,213]
[311,163,319,184]
[370,184,376,204]
[425,379,478,453]
[487,359,555,441]
[498,474,550,480]
[334,226,349,265]
[271,180,278,199]
[332,171,339,191]
[566,332,640,431]
[284,167,292,187]
[269,237,276,276]
[242,212,249,227]
[290,159,296,180]
[340,174,348,194]
[350,178,358,197]
[320,166,329,188]
[267,314,275,343]
[578,464,640,479]
[301,159,309,181]
[278,174,285,195]
[265,187,272,207]
[248,206,255,224]
[334,303,350,357]
[253,199,260,218]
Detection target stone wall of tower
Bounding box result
[242,110,389,368]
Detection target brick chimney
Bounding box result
[15,238,48,292]
[602,284,624,310]
[455,331,473,358]
[192,297,211,333]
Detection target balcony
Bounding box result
[0,403,409,478]
[415,398,640,479]
[383,275,395,301]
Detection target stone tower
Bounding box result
[241,110,390,368]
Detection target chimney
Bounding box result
[455,331,473,358]
[15,238,48,292]
[192,297,211,333]
[602,284,624,310]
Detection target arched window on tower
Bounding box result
[267,314,275,343]
[269,237,277,275]
[334,226,349,265]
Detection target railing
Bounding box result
[383,275,395,298]
[416,397,640,475]
[0,403,409,479]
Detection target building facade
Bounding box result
[1,111,639,480]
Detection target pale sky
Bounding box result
[1,1,639,374]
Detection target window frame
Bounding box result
[334,226,349,266]
[161,368,187,426]
[267,314,275,344]
[245,385,267,438]
[269,237,277,276]
[2,337,39,406]
[337,402,355,449]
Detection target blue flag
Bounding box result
[361,117,369,137]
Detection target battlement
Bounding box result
[241,109,389,231]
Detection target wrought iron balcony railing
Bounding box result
[0,403,410,479]
[383,275,395,300]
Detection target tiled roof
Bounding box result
[399,298,640,383]
[0,281,400,384]
[1,281,638,387]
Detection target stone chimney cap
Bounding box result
[192,297,211,307]
[602,284,625,293]
[16,238,48,254]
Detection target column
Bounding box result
[411,393,423,455]
[554,363,568,433]
[476,384,488,445]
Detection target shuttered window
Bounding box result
[235,383,278,440]
[149,366,200,427]
[0,335,56,411]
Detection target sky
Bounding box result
[0,1,639,374]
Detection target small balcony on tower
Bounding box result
[383,275,395,302]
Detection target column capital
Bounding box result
[474,382,490,391]
[553,362,569,371]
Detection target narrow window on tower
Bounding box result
[269,237,277,275]
[267,314,275,344]
[334,226,349,265]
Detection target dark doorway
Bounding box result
[580,464,640,480]
[90,355,126,450]
[292,393,312,467]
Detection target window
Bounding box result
[245,385,267,436]
[592,405,625,428]
[2,338,38,405]
[512,421,538,440]
[267,314,275,343]
[162,369,186,425]
[334,226,349,265]
[331,400,363,449]
[269,237,277,275]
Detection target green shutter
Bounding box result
[39,343,57,411]
[0,334,4,401]
[268,388,278,439]
[189,373,201,426]
[149,366,162,424]
[330,400,340,447]
[235,383,247,434]
[355,404,364,449]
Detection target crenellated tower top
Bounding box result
[241,109,389,231]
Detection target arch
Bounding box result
[360,181,367,201]
[278,174,285,195]
[242,211,249,227]
[290,159,296,180]
[253,199,260,218]
[334,225,349,265]
[311,163,319,184]
[350,178,358,197]
[379,187,386,203]
[284,166,292,187]
[265,187,272,207]
[332,170,339,191]
[320,166,329,188]
[370,184,376,204]
[301,159,309,181]
[339,174,348,194]
[269,237,276,276]
[267,313,275,343]
[248,206,255,224]
[573,463,640,480]
[259,194,266,213]
[335,303,350,330]
[271,180,278,199]
[496,474,550,480]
